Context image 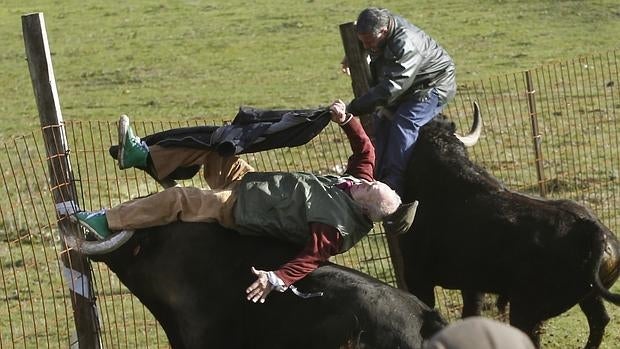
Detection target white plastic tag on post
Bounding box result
[62,265,91,299]
[56,200,79,216]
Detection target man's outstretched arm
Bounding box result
[245,222,342,303]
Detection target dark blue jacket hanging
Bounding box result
[143,106,330,156]
[108,107,331,180]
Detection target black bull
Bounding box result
[399,109,620,348]
[79,224,446,349]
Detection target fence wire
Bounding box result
[1,49,619,347]
[446,50,620,232]
[0,132,74,348]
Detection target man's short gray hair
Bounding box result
[365,181,401,222]
[355,7,391,35]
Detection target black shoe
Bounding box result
[382,201,418,235]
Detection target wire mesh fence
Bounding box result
[0,132,75,348]
[1,49,619,347]
[447,50,620,232]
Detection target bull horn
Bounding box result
[455,101,482,147]
[65,230,135,255]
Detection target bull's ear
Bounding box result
[382,201,418,235]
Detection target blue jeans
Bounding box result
[374,88,443,196]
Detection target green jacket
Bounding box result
[233,171,373,253]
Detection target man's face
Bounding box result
[357,28,388,54]
[350,181,383,210]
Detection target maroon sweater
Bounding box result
[274,117,375,286]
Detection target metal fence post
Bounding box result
[339,21,408,290]
[22,12,101,348]
[524,70,547,197]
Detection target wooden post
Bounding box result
[339,22,375,137]
[339,21,408,291]
[22,13,101,348]
[524,70,547,197]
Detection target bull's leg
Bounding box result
[508,301,542,348]
[579,295,609,349]
[461,290,483,317]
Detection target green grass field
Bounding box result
[2,0,620,348]
[2,0,620,134]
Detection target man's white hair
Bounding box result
[365,181,401,222]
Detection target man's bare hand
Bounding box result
[340,56,350,75]
[246,267,274,303]
[329,100,348,124]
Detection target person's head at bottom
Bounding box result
[423,316,535,349]
[350,180,401,221]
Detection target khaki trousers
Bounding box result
[106,146,254,231]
